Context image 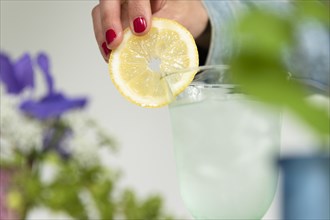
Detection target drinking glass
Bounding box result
[168,66,281,219]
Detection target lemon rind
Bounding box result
[108,17,198,108]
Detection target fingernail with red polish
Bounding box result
[133,16,147,33]
[102,42,111,56]
[106,29,116,45]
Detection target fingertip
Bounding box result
[105,28,123,49]
[105,28,117,45]
[132,16,148,34]
[102,42,111,56]
[128,0,152,36]
[101,42,111,63]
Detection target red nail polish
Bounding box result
[102,42,111,56]
[105,29,116,45]
[133,17,147,33]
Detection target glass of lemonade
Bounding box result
[168,67,281,219]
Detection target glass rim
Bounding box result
[163,65,329,95]
[162,64,229,79]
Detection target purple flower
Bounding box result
[0,52,34,94]
[19,52,88,119]
[20,93,87,120]
[37,52,54,95]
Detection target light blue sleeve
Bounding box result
[201,0,329,90]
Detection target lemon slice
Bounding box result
[109,17,199,108]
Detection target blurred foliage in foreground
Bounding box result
[229,0,329,146]
[0,52,174,219]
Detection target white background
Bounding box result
[1,1,324,219]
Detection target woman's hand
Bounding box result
[92,0,209,62]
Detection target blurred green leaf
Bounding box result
[119,189,173,219]
[42,163,88,219]
[89,178,114,219]
[236,10,293,56]
[295,0,330,27]
[121,189,140,219]
[230,6,330,137]
[140,195,162,219]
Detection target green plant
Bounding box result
[0,52,174,219]
[229,0,329,148]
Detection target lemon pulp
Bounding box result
[109,18,199,108]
